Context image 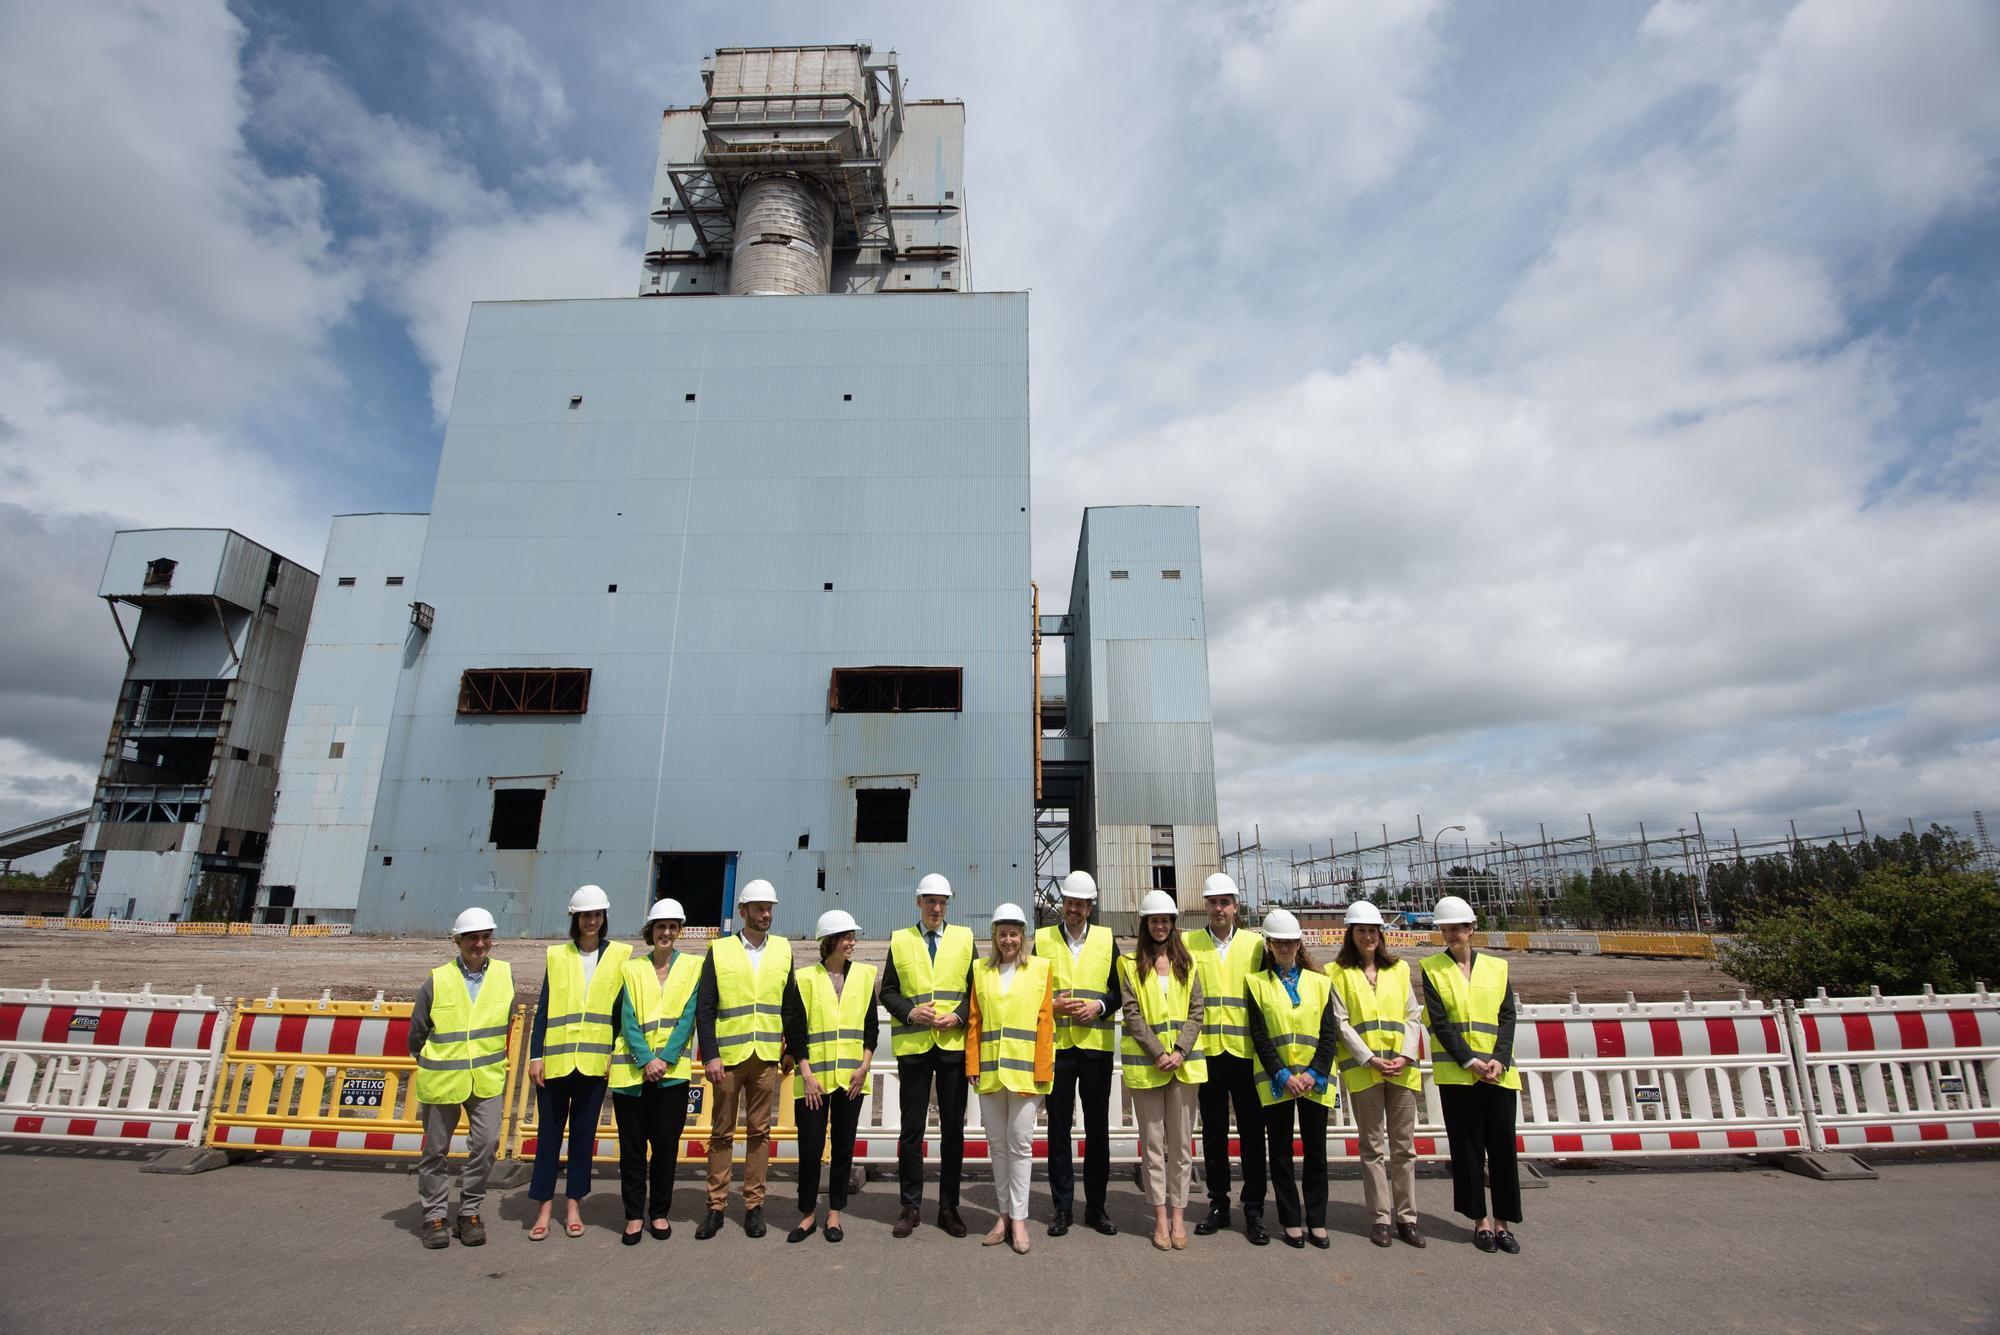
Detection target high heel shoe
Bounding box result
[1152,1225,1172,1251]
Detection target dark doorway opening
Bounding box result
[855,788,911,843]
[654,851,735,927]
[490,788,545,850]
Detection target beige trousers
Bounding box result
[1348,1078,1420,1224]
[705,1054,781,1209]
[1131,1079,1197,1208]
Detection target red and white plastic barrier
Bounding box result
[1789,985,1999,1151]
[0,981,223,1147]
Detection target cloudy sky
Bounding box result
[3,0,1997,870]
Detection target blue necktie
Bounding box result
[926,930,938,961]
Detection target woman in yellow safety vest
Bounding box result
[1329,900,1425,1249]
[963,901,1053,1255]
[1119,890,1207,1251]
[608,898,702,1244]
[1421,895,1523,1255]
[781,909,879,1245]
[1245,908,1338,1249]
[526,884,632,1240]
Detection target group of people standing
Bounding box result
[407,873,1525,1257]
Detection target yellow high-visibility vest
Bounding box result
[1247,968,1337,1109]
[797,961,878,1095]
[1034,923,1117,1054]
[414,958,513,1104]
[971,956,1051,1096]
[709,934,792,1066]
[1118,956,1208,1090]
[1421,951,1521,1090]
[608,951,701,1090]
[889,924,974,1056]
[1330,960,1421,1094]
[542,941,632,1079]
[1184,927,1264,1059]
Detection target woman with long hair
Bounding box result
[1329,900,1425,1248]
[1245,908,1339,1248]
[1119,890,1207,1251]
[964,902,1053,1254]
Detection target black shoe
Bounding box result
[744,1206,766,1239]
[620,1224,643,1247]
[1193,1204,1230,1236]
[937,1206,967,1238]
[1473,1228,1497,1253]
[420,1218,450,1250]
[786,1221,817,1244]
[1047,1209,1072,1238]
[1307,1231,1330,1250]
[1281,1230,1305,1249]
[1086,1208,1119,1237]
[648,1220,671,1240]
[694,1209,725,1241]
[1495,1228,1520,1255]
[824,1224,844,1244]
[1245,1212,1270,1246]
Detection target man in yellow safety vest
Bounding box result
[1034,869,1121,1237]
[693,877,792,1240]
[1185,872,1270,1245]
[409,906,512,1249]
[881,871,975,1238]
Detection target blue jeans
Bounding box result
[530,1072,607,1201]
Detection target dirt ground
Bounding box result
[0,930,1744,1006]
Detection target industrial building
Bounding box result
[235,43,1219,936]
[67,529,316,921]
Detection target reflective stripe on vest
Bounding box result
[414,958,513,1105]
[1184,928,1265,1058]
[1247,968,1337,1108]
[710,934,792,1065]
[608,951,701,1090]
[889,924,975,1056]
[543,941,631,1079]
[1118,956,1208,1089]
[797,960,877,1094]
[1330,960,1420,1093]
[1034,924,1117,1054]
[972,956,1051,1096]
[1420,951,1521,1090]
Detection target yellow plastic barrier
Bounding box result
[507,1035,801,1166]
[1597,932,1716,959]
[207,996,525,1157]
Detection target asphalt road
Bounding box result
[1,1148,1993,1334]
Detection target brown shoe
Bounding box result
[1369,1223,1393,1248]
[1396,1221,1427,1249]
[937,1206,968,1238]
[892,1207,920,1238]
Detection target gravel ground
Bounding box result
[0,928,1745,1005]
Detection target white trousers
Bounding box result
[979,1090,1042,1221]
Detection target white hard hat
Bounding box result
[645,898,686,925]
[451,906,497,936]
[567,884,610,914]
[990,902,1028,926]
[917,872,953,899]
[815,909,859,939]
[1139,890,1180,919]
[1201,872,1240,899]
[1059,870,1098,901]
[1262,908,1302,940]
[1343,900,1385,927]
[737,879,778,905]
[1432,895,1476,925]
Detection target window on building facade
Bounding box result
[854,788,911,843]
[457,668,592,715]
[828,667,962,713]
[489,788,545,849]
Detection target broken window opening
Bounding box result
[458,668,592,715]
[144,558,177,589]
[489,788,545,850]
[829,667,962,714]
[855,788,911,844]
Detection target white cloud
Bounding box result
[445,15,571,140]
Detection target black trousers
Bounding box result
[896,1047,967,1209]
[1438,1081,1522,1223]
[1198,1051,1267,1211]
[1046,1047,1113,1215]
[795,1089,864,1214]
[611,1081,691,1221]
[1263,1098,1329,1230]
